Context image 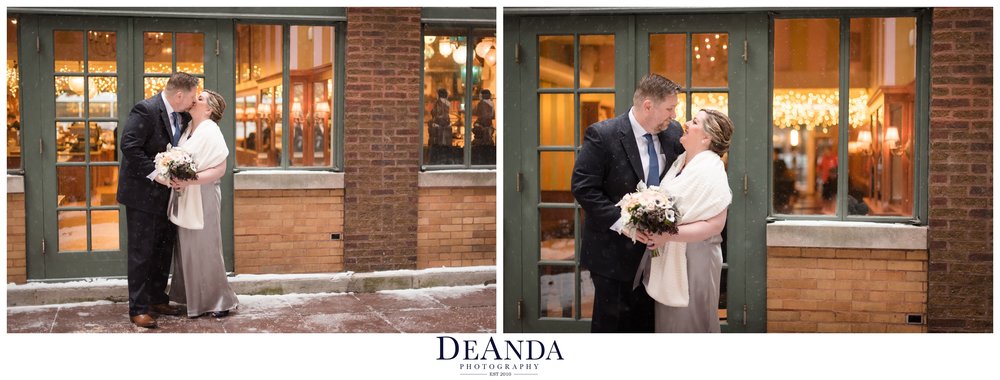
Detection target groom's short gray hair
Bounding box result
[633,74,681,105]
[164,72,199,94]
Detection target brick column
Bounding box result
[343,8,422,272]
[928,8,993,332]
[7,193,27,284]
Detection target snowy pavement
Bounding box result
[7,284,496,333]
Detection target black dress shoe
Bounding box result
[210,310,230,318]
[150,303,182,316]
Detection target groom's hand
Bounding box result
[154,176,170,187]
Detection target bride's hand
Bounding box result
[170,179,187,191]
[642,232,671,251]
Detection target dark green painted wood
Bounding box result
[502,13,523,333]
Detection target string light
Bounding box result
[772,89,869,130]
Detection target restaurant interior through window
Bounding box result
[8,17,21,171]
[234,23,336,168]
[422,26,497,167]
[772,17,916,217]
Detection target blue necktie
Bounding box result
[171,112,181,146]
[643,133,660,186]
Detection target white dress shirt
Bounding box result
[146,92,181,181]
[611,108,667,233]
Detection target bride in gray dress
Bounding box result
[167,89,239,318]
[637,109,733,333]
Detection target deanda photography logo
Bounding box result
[436,336,564,376]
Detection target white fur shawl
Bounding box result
[168,119,229,230]
[646,150,732,307]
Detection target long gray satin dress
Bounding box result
[654,233,723,333]
[169,180,239,317]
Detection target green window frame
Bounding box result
[420,16,497,170]
[232,19,346,172]
[768,9,930,224]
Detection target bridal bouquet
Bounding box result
[615,181,680,257]
[154,145,198,182]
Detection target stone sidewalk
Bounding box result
[7,284,496,333]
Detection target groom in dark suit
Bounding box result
[572,74,684,332]
[117,72,199,328]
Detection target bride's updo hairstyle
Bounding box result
[204,89,227,123]
[700,109,733,157]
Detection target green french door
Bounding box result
[22,15,229,280]
[505,13,767,332]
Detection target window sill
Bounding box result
[7,174,24,193]
[766,220,927,250]
[418,170,496,188]
[234,171,344,190]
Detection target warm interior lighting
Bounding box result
[485,46,497,66]
[790,129,800,147]
[438,37,453,57]
[885,126,900,144]
[453,44,467,64]
[772,88,869,130]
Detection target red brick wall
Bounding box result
[928,8,993,332]
[234,189,345,274]
[342,8,423,272]
[767,247,928,333]
[7,193,26,284]
[417,187,496,268]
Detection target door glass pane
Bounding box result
[539,93,574,146]
[55,76,85,118]
[539,208,575,262]
[719,266,728,321]
[290,25,335,167]
[144,32,173,74]
[691,92,729,116]
[675,93,689,125]
[88,76,117,118]
[579,93,615,146]
[176,33,204,74]
[90,166,118,206]
[90,210,120,251]
[144,77,168,98]
[773,18,840,215]
[650,33,687,87]
[579,35,614,88]
[538,35,574,88]
[88,31,117,73]
[539,151,574,203]
[57,166,86,207]
[54,31,84,72]
[539,265,575,318]
[692,33,729,87]
[58,211,87,252]
[55,122,86,160]
[8,17,21,170]
[92,122,117,162]
[848,17,917,217]
[581,269,595,319]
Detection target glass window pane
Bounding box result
[8,17,22,170]
[539,208,575,262]
[90,210,120,251]
[55,76,85,118]
[144,32,172,74]
[88,76,117,118]
[236,24,283,168]
[692,33,729,87]
[539,265,575,318]
[54,30,83,72]
[691,92,729,117]
[539,151,574,203]
[675,93,689,125]
[90,166,118,206]
[579,93,615,146]
[87,31,117,73]
[650,34,687,88]
[539,93,574,146]
[289,25,335,167]
[57,166,86,207]
[538,35,574,88]
[58,210,87,252]
[92,122,118,162]
[56,122,86,161]
[580,35,614,88]
[176,33,204,74]
[423,29,466,166]
[471,31,497,166]
[581,269,595,319]
[235,95,259,166]
[773,18,840,215]
[848,17,917,217]
[144,77,168,99]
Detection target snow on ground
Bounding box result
[7,300,116,313]
[376,284,496,300]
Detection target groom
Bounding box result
[571,74,684,332]
[117,72,199,328]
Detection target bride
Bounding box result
[167,89,240,318]
[637,109,733,333]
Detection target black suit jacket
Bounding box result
[117,93,191,214]
[571,112,684,282]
